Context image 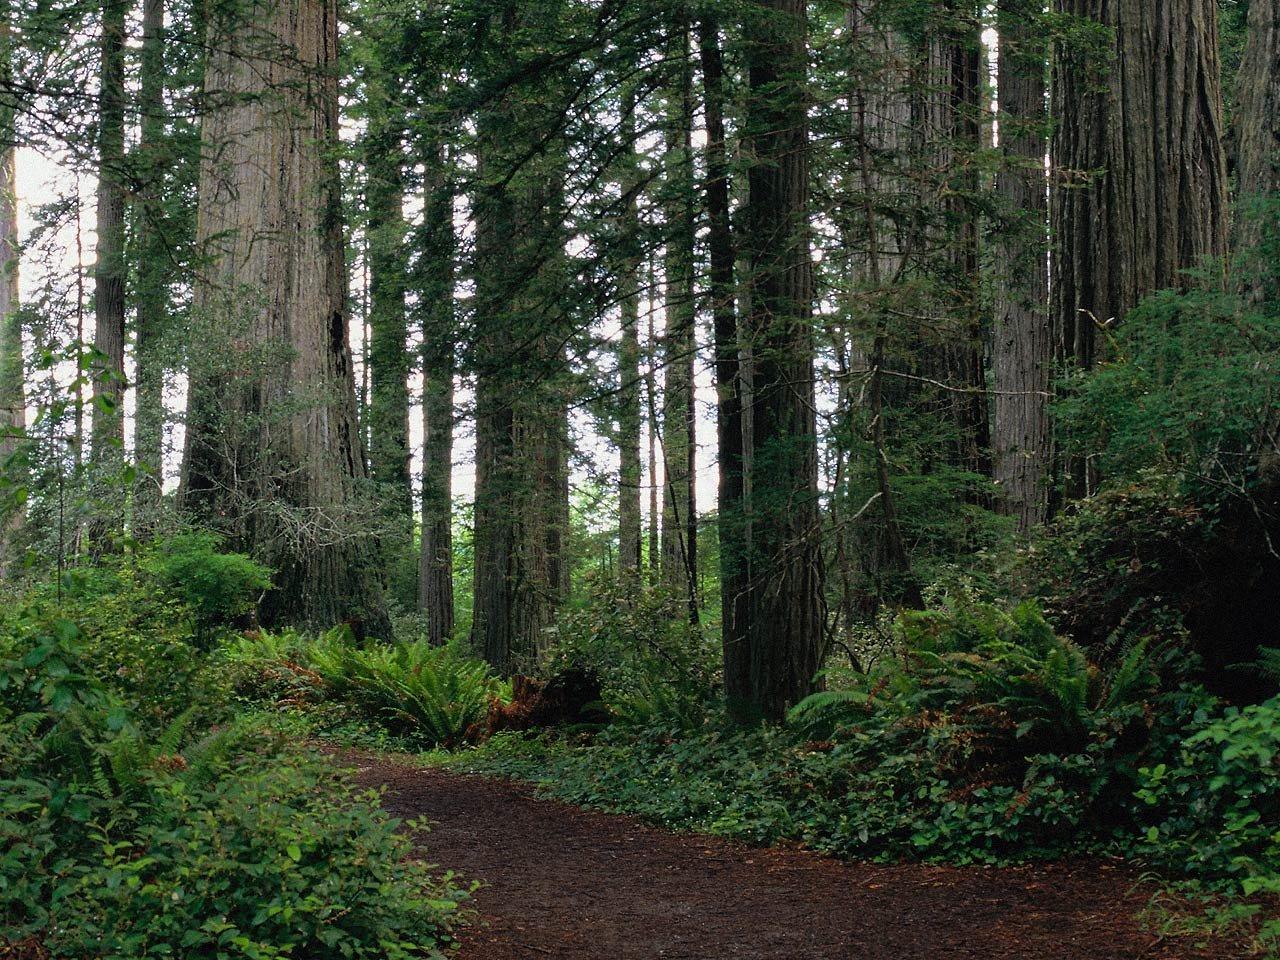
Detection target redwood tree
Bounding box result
[418,142,456,645]
[182,0,388,635]
[470,0,571,672]
[90,0,126,475]
[1235,0,1280,302]
[728,0,823,721]
[0,142,21,573]
[659,8,698,617]
[992,0,1050,531]
[1051,0,1229,371]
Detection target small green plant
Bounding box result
[0,598,468,958]
[546,579,718,728]
[142,531,272,637]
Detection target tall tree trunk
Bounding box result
[729,0,822,721]
[943,13,989,480]
[700,14,746,677]
[471,2,570,672]
[418,143,455,644]
[0,143,21,574]
[133,0,166,503]
[91,0,126,531]
[1235,0,1280,302]
[617,82,643,580]
[1052,0,1229,371]
[645,258,660,583]
[843,1,916,604]
[181,0,389,636]
[992,0,1050,531]
[365,92,412,526]
[660,11,698,618]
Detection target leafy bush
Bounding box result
[791,600,1156,760]
[1057,289,1280,497]
[2,569,226,731]
[1035,474,1280,700]
[44,758,467,959]
[142,531,272,636]
[1049,291,1280,699]
[0,586,467,958]
[1136,696,1280,896]
[547,580,718,728]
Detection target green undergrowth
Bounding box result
[219,627,509,748]
[425,597,1280,953]
[1,544,470,959]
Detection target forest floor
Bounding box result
[340,750,1244,960]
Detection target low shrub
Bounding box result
[546,580,718,728]
[1136,695,1280,896]
[0,588,468,958]
[141,531,272,638]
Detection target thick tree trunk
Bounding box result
[700,15,746,675]
[181,0,388,636]
[91,0,126,502]
[133,0,165,502]
[1051,0,1229,370]
[943,18,989,481]
[418,144,455,644]
[616,81,643,580]
[992,0,1051,532]
[660,12,698,618]
[1235,0,1280,302]
[729,0,823,721]
[366,93,412,523]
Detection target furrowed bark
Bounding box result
[182,0,389,636]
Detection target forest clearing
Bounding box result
[2,0,1280,957]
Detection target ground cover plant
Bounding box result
[0,547,468,958]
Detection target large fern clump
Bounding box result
[245,630,507,748]
[789,600,1159,769]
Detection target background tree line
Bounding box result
[0,0,1277,720]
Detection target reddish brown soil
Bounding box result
[343,753,1243,960]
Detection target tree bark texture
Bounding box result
[617,79,643,577]
[1051,0,1229,369]
[0,143,22,573]
[700,15,747,667]
[729,0,823,721]
[418,143,455,644]
[993,0,1051,532]
[660,11,698,618]
[1235,0,1280,302]
[471,2,570,672]
[365,88,412,522]
[133,0,166,496]
[182,0,389,636]
[91,0,126,463]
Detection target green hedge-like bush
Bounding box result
[1137,696,1280,896]
[0,593,468,958]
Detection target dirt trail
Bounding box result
[343,753,1235,960]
